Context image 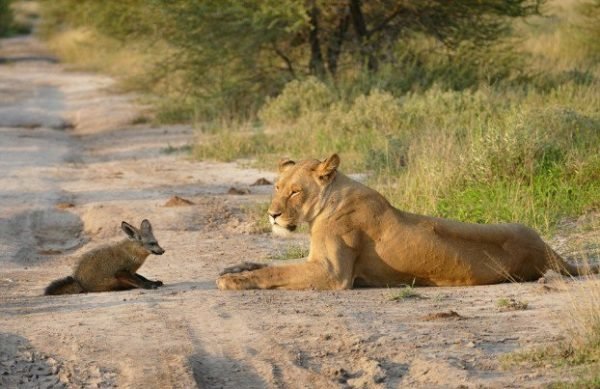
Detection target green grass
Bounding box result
[388,282,421,301]
[161,144,192,155]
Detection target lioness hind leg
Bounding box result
[219,262,269,276]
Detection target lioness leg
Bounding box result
[217,261,350,290]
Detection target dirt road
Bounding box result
[1,35,598,388]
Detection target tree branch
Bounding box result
[272,44,296,78]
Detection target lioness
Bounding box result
[217,154,598,290]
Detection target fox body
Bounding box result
[45,219,165,295]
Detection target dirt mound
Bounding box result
[227,187,250,195]
[422,310,463,321]
[250,177,272,186]
[164,196,194,207]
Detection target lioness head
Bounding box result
[268,154,340,234]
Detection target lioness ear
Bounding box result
[278,158,296,173]
[316,154,340,182]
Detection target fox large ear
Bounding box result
[121,221,140,240]
[278,158,295,173]
[316,154,340,183]
[140,219,153,235]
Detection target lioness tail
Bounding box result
[551,249,600,277]
[44,276,84,295]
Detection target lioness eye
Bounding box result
[275,185,279,192]
[290,190,300,198]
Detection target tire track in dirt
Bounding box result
[182,299,335,388]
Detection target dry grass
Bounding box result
[268,245,309,261]
[503,235,600,384]
[242,202,271,234]
[496,298,529,311]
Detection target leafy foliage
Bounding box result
[40,0,545,121]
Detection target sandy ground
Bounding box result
[1,35,599,389]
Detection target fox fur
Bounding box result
[45,219,165,295]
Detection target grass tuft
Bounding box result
[388,282,421,301]
[241,202,271,234]
[268,245,309,261]
[496,298,528,311]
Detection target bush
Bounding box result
[0,0,12,37]
[258,77,335,125]
[0,0,29,36]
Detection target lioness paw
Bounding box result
[217,274,254,290]
[219,262,268,276]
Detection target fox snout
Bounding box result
[152,246,165,255]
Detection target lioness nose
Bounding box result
[269,211,281,219]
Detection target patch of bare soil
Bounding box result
[1,35,598,388]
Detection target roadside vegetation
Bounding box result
[0,0,34,36]
[503,274,600,386]
[38,0,599,236]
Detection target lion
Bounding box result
[217,154,598,290]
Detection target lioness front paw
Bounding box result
[217,274,253,290]
[219,262,268,276]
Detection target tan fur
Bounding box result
[45,220,164,295]
[217,154,598,290]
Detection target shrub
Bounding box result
[258,77,335,125]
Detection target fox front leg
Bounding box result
[115,271,158,289]
[135,273,163,287]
